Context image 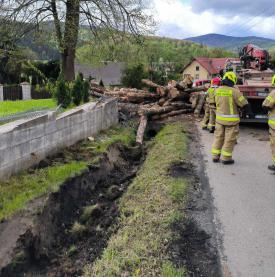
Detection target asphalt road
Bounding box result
[199,124,275,277]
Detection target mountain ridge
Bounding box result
[185,33,275,51]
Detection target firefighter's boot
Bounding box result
[222,159,235,165]
[209,126,215,133]
[268,164,275,171]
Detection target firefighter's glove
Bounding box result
[262,105,271,113]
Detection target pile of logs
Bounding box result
[90,79,206,144]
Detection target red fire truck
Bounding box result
[227,44,273,123]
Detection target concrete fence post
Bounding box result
[0,84,3,101]
[21,82,32,100]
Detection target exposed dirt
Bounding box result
[0,142,144,277]
[166,116,222,277]
[0,116,222,277]
[29,142,97,173]
[169,162,193,179]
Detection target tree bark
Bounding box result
[60,0,80,81]
[136,115,148,144]
[61,48,76,81]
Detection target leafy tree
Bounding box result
[82,80,90,103]
[76,35,236,79]
[72,74,83,106]
[122,64,146,89]
[54,75,71,108]
[1,0,153,81]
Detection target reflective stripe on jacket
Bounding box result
[214,86,248,126]
[263,90,275,130]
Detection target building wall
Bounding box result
[182,61,211,80]
[0,99,118,180]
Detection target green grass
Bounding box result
[0,122,137,221]
[86,123,189,277]
[0,162,87,220]
[0,99,57,117]
[91,122,137,154]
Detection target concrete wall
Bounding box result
[182,61,210,80]
[21,82,32,100]
[0,99,118,180]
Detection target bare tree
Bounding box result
[1,0,153,81]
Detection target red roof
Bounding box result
[194,57,239,74]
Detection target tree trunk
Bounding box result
[61,48,76,81]
[60,0,80,81]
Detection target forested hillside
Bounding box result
[76,35,235,69]
[186,33,275,51]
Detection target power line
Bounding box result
[226,6,270,36]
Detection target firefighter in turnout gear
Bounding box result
[202,91,210,130]
[208,77,221,133]
[262,75,275,172]
[212,72,249,164]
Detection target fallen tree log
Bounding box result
[126,92,160,103]
[90,90,105,98]
[136,115,148,144]
[170,102,193,109]
[184,85,206,94]
[170,91,190,101]
[168,87,180,99]
[91,86,107,94]
[175,82,187,91]
[140,105,175,116]
[151,108,193,120]
[141,79,160,88]
[118,103,139,113]
[194,94,206,116]
[104,90,131,97]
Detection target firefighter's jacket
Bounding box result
[207,86,218,107]
[263,90,275,130]
[214,85,248,126]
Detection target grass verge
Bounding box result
[0,99,57,117]
[0,122,137,221]
[86,122,189,276]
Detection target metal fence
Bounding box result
[3,85,22,100]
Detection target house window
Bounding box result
[196,66,200,71]
[195,74,199,80]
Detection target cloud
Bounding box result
[190,0,274,16]
[153,0,275,39]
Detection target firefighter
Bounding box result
[207,77,221,133]
[201,91,210,130]
[262,75,275,172]
[211,72,250,164]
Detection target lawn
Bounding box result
[86,122,189,277]
[0,122,137,221]
[0,99,57,117]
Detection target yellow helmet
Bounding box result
[223,71,237,85]
[272,75,275,86]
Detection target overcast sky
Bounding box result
[152,0,275,39]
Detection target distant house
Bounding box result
[74,62,125,86]
[182,57,240,80]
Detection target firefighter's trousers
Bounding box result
[270,128,275,164]
[202,104,210,128]
[208,106,216,130]
[212,123,239,161]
